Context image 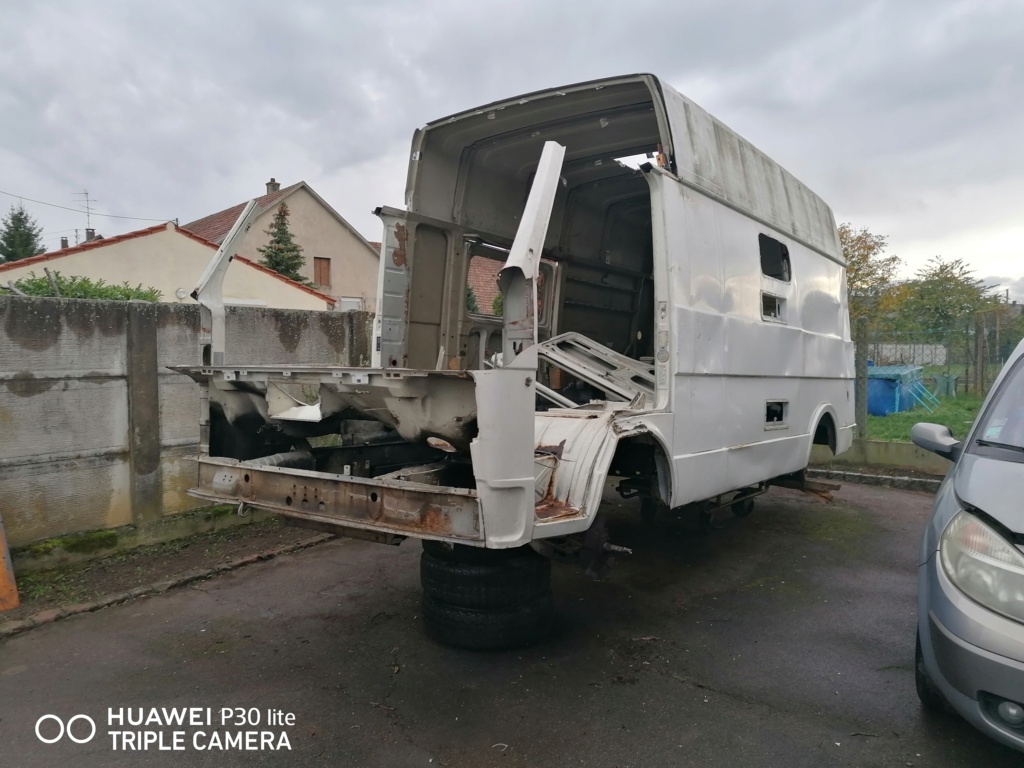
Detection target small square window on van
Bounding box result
[761,292,786,322]
[759,234,790,282]
[765,400,788,427]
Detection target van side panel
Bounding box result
[653,163,853,507]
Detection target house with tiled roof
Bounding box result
[467,256,502,315]
[183,179,380,312]
[360,239,506,319]
[0,222,335,311]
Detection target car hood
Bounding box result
[953,452,1024,534]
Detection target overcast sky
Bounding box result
[2,1,1021,297]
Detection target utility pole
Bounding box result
[973,313,984,395]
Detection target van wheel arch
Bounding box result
[609,433,673,509]
[812,411,837,455]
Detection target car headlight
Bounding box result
[940,510,1024,625]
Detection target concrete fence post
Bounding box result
[127,303,163,529]
[855,316,869,439]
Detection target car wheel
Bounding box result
[420,549,551,609]
[916,629,953,713]
[422,592,555,651]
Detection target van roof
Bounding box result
[421,73,842,264]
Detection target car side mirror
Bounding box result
[911,422,962,461]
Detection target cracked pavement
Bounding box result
[1,483,1021,767]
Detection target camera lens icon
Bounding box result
[35,714,96,744]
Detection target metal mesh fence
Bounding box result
[860,309,1024,400]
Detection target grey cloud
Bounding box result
[1,0,1021,280]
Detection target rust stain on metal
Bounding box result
[536,439,566,459]
[417,503,450,533]
[534,498,578,520]
[392,223,408,267]
[196,458,482,540]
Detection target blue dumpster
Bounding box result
[867,365,924,416]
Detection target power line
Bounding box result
[0,188,169,222]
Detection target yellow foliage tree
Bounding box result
[838,223,902,323]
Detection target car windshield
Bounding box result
[974,357,1024,451]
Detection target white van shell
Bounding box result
[180,73,853,551]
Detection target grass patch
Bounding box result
[866,394,984,442]
[23,529,119,557]
[14,518,285,605]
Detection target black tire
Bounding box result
[732,495,755,518]
[422,592,555,651]
[422,540,538,566]
[421,550,551,609]
[916,629,953,713]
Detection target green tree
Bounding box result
[838,223,901,322]
[491,292,503,317]
[901,256,995,336]
[1,271,161,301]
[0,204,45,262]
[466,286,479,313]
[257,203,306,282]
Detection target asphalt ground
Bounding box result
[1,483,1020,767]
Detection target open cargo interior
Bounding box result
[384,76,665,396]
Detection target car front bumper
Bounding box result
[919,554,1024,753]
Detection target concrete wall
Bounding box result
[0,296,372,549]
[811,439,951,475]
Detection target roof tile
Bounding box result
[182,184,300,244]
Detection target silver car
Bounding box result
[912,337,1024,753]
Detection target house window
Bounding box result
[314,257,331,287]
[759,234,790,282]
[339,297,363,312]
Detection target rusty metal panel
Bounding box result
[193,457,482,542]
[530,409,623,536]
[374,213,412,368]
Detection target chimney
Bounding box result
[60,237,69,249]
[85,228,96,242]
[266,177,280,194]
